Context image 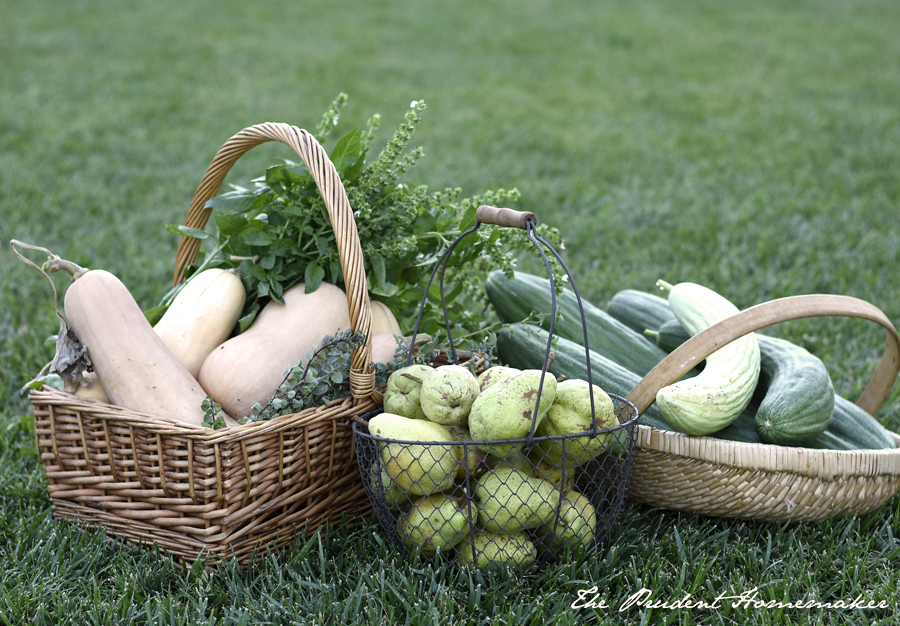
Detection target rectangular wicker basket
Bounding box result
[31,388,374,565]
[28,122,384,566]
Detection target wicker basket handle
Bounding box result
[627,293,900,417]
[172,123,374,400]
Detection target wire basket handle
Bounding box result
[172,123,374,400]
[627,293,900,417]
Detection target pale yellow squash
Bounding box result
[63,268,235,428]
[74,371,111,403]
[153,268,246,378]
[371,300,402,335]
[199,281,352,419]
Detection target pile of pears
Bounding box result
[366,362,621,569]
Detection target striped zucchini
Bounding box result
[753,335,834,446]
[654,280,761,436]
[608,289,674,335]
[609,288,678,333]
[827,394,896,450]
[485,271,669,376]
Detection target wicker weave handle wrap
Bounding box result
[627,293,900,418]
[172,123,374,399]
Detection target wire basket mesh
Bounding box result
[354,393,638,568]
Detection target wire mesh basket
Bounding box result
[353,206,640,569]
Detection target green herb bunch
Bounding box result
[164,94,564,337]
[246,329,392,423]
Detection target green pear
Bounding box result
[455,530,536,570]
[383,364,434,420]
[370,464,411,511]
[534,379,616,467]
[536,490,597,553]
[419,365,480,426]
[399,494,474,556]
[527,455,574,494]
[444,424,488,481]
[474,467,561,533]
[468,369,557,457]
[487,449,536,474]
[368,412,457,496]
[476,365,521,392]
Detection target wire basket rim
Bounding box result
[353,393,640,446]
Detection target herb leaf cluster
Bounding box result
[245,329,392,424]
[167,94,564,336]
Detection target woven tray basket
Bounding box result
[625,293,900,521]
[29,123,382,566]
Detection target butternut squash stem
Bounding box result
[42,256,88,280]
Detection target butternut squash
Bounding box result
[371,300,402,335]
[74,371,111,403]
[199,281,352,419]
[371,332,401,365]
[153,268,246,378]
[56,264,235,428]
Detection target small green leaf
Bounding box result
[459,204,479,231]
[329,260,343,284]
[144,304,168,326]
[330,371,344,384]
[166,223,213,241]
[371,281,398,298]
[259,254,276,270]
[370,254,386,290]
[241,226,274,246]
[305,262,325,292]
[28,374,63,392]
[215,213,250,236]
[205,190,257,212]
[330,127,362,171]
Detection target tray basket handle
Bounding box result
[627,293,900,417]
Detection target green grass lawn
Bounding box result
[3,0,900,623]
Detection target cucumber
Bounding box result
[806,430,858,451]
[708,406,761,443]
[753,335,834,446]
[828,395,896,450]
[644,321,691,353]
[648,320,833,446]
[648,319,895,450]
[653,281,761,436]
[608,289,674,335]
[495,323,675,432]
[485,271,668,376]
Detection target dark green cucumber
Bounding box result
[608,289,676,335]
[645,320,691,353]
[648,319,895,450]
[753,335,834,446]
[709,407,761,443]
[827,395,896,450]
[495,323,674,432]
[806,430,858,451]
[486,271,668,376]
